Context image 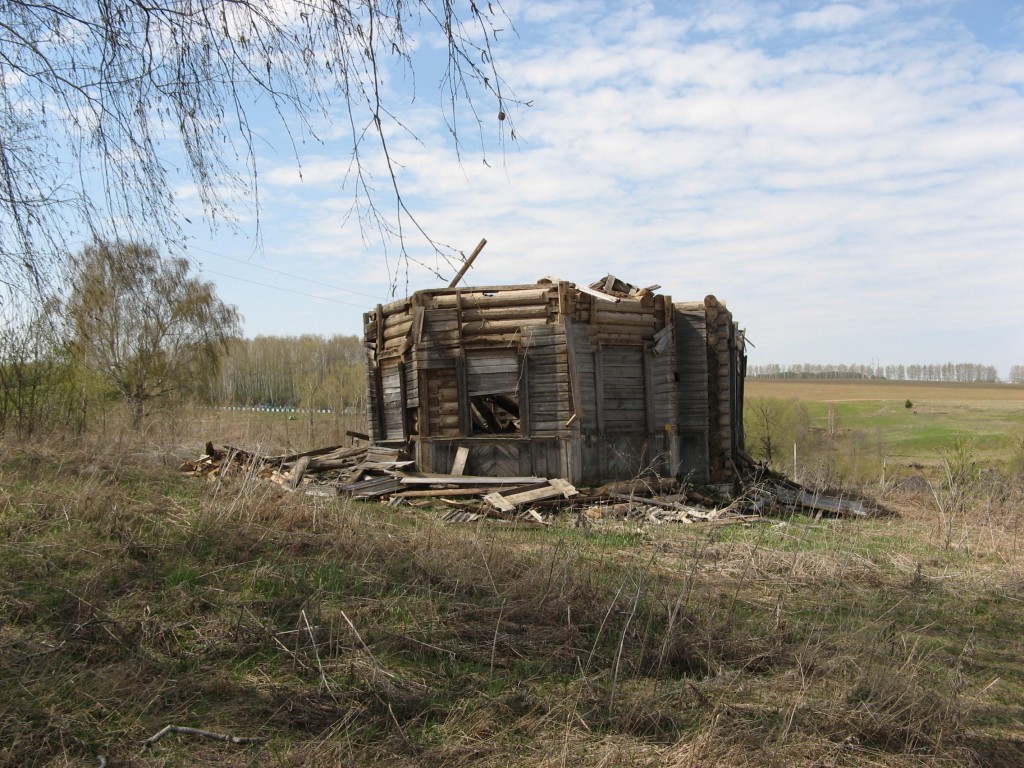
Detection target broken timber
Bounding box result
[181,438,882,528]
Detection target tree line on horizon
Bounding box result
[748,363,1007,383]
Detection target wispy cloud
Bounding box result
[203,0,1023,374]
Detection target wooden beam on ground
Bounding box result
[483,479,578,511]
[397,473,544,485]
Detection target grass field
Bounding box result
[2,407,1024,767]
[744,379,1024,477]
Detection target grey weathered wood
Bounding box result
[450,446,469,476]
[398,473,543,485]
[448,238,487,288]
[483,479,578,511]
[577,285,621,302]
[775,488,869,518]
[363,277,746,486]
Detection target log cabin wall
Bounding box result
[363,277,746,485]
[673,303,711,483]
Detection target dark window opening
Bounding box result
[470,393,521,434]
[464,348,524,436]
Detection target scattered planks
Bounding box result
[181,440,882,526]
[179,441,373,486]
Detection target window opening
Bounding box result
[465,350,522,435]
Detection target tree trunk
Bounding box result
[131,397,145,430]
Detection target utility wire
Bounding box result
[188,244,382,300]
[200,268,371,308]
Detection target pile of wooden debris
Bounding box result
[180,439,877,525]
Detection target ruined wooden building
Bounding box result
[363,276,747,485]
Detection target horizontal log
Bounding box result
[383,319,414,341]
[593,316,657,330]
[460,305,552,323]
[462,333,523,346]
[427,389,458,403]
[593,300,656,316]
[527,373,571,387]
[431,287,553,309]
[381,299,412,318]
[462,318,549,336]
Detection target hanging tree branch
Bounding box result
[0,1,523,299]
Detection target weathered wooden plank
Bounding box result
[577,285,620,302]
[593,333,654,346]
[675,302,704,313]
[528,400,569,416]
[399,472,543,485]
[530,363,569,380]
[483,479,578,511]
[526,384,572,399]
[467,350,521,396]
[594,298,656,313]
[529,422,569,434]
[393,487,493,498]
[450,446,470,476]
[427,387,459,401]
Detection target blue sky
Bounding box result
[176,0,1024,377]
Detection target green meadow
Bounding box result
[744,379,1024,477]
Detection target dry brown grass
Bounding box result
[3,429,1024,767]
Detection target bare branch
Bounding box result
[0,1,521,298]
[142,724,264,747]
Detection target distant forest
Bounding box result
[747,363,1019,383]
[202,335,366,411]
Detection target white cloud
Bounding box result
[206,1,1024,373]
[792,3,867,32]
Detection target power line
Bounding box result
[200,268,370,308]
[188,244,382,300]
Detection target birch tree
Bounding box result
[66,239,241,426]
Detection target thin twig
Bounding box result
[490,598,506,680]
[338,608,396,685]
[142,724,264,747]
[300,608,336,698]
